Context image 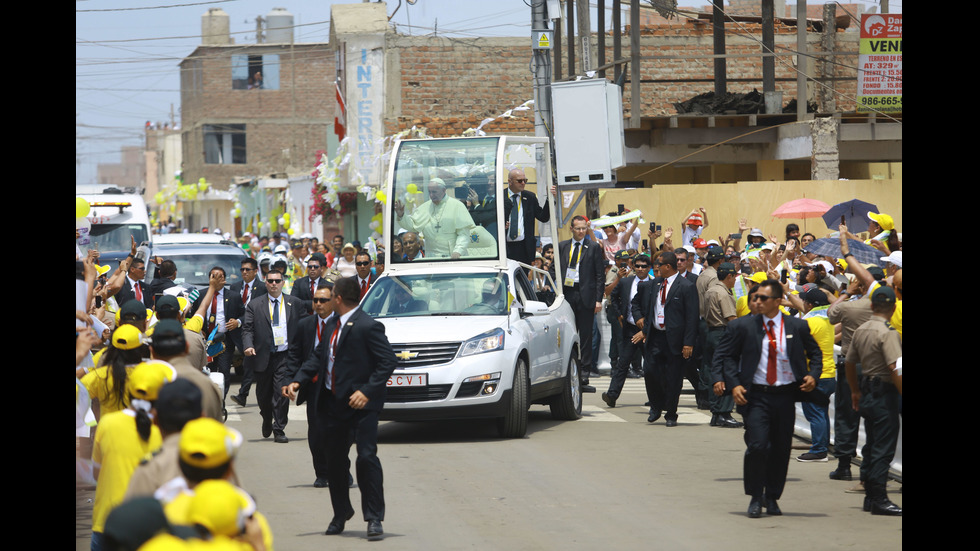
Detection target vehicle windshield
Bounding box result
[362,273,510,318]
[390,137,500,262]
[148,252,245,288]
[83,224,149,253]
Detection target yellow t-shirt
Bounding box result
[891,300,902,340]
[803,309,836,379]
[81,364,136,416]
[92,410,162,533]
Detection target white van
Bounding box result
[76,187,151,262]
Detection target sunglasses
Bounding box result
[240,267,255,272]
[307,264,321,269]
[752,294,776,301]
[312,297,331,303]
[355,261,371,266]
[512,178,528,183]
[266,278,283,284]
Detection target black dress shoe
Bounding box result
[601,392,616,408]
[747,498,762,518]
[863,495,872,512]
[230,394,246,407]
[710,413,720,426]
[829,465,853,480]
[647,409,662,423]
[274,434,289,443]
[765,498,782,516]
[261,418,273,438]
[348,473,355,487]
[665,418,678,427]
[313,477,328,488]
[326,511,355,535]
[715,415,742,428]
[581,384,596,393]
[870,499,902,516]
[367,520,384,538]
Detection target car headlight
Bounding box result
[459,328,505,357]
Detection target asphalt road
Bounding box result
[213,378,901,551]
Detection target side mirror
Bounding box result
[522,300,550,316]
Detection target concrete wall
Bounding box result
[554,178,902,243]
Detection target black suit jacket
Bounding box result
[287,313,334,405]
[117,277,154,309]
[504,190,550,266]
[290,276,322,316]
[293,308,397,415]
[191,287,246,338]
[714,313,822,393]
[242,293,303,373]
[630,274,699,355]
[225,279,266,349]
[557,238,605,310]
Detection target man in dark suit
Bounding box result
[243,270,302,443]
[190,266,245,399]
[229,257,268,406]
[284,277,397,539]
[558,215,605,389]
[287,282,336,488]
[352,251,378,301]
[290,252,327,316]
[602,254,653,407]
[462,173,498,237]
[504,168,550,267]
[630,250,699,426]
[116,258,154,309]
[147,259,178,297]
[713,278,822,518]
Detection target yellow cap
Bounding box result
[179,418,243,469]
[868,212,894,231]
[187,480,256,537]
[126,360,176,402]
[111,324,144,351]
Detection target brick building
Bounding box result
[175,2,899,242]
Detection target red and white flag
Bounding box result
[334,80,346,141]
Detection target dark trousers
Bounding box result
[306,383,330,479]
[643,329,684,421]
[564,286,596,376]
[606,322,641,400]
[703,326,735,414]
[255,351,290,436]
[832,360,862,463]
[321,393,385,522]
[742,386,796,500]
[606,306,621,366]
[858,378,900,491]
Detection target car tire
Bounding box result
[550,355,583,420]
[497,358,528,438]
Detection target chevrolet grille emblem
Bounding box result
[396,351,419,361]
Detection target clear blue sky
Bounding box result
[75,0,899,187]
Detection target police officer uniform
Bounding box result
[845,286,902,516]
[703,262,741,427]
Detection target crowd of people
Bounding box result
[77,186,902,549]
[76,226,393,548]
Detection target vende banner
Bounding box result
[857,14,902,113]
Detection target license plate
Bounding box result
[387,373,428,387]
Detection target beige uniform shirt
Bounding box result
[845,316,902,378]
[828,296,872,356]
[703,281,736,328]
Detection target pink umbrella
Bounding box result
[771,198,831,219]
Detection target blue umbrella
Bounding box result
[804,237,883,266]
[821,199,879,232]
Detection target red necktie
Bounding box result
[311,279,316,296]
[134,281,142,302]
[658,280,667,328]
[360,279,368,299]
[208,295,217,335]
[765,320,777,385]
[242,282,249,304]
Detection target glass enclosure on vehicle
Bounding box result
[387,136,555,267]
[389,137,501,262]
[361,272,510,318]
